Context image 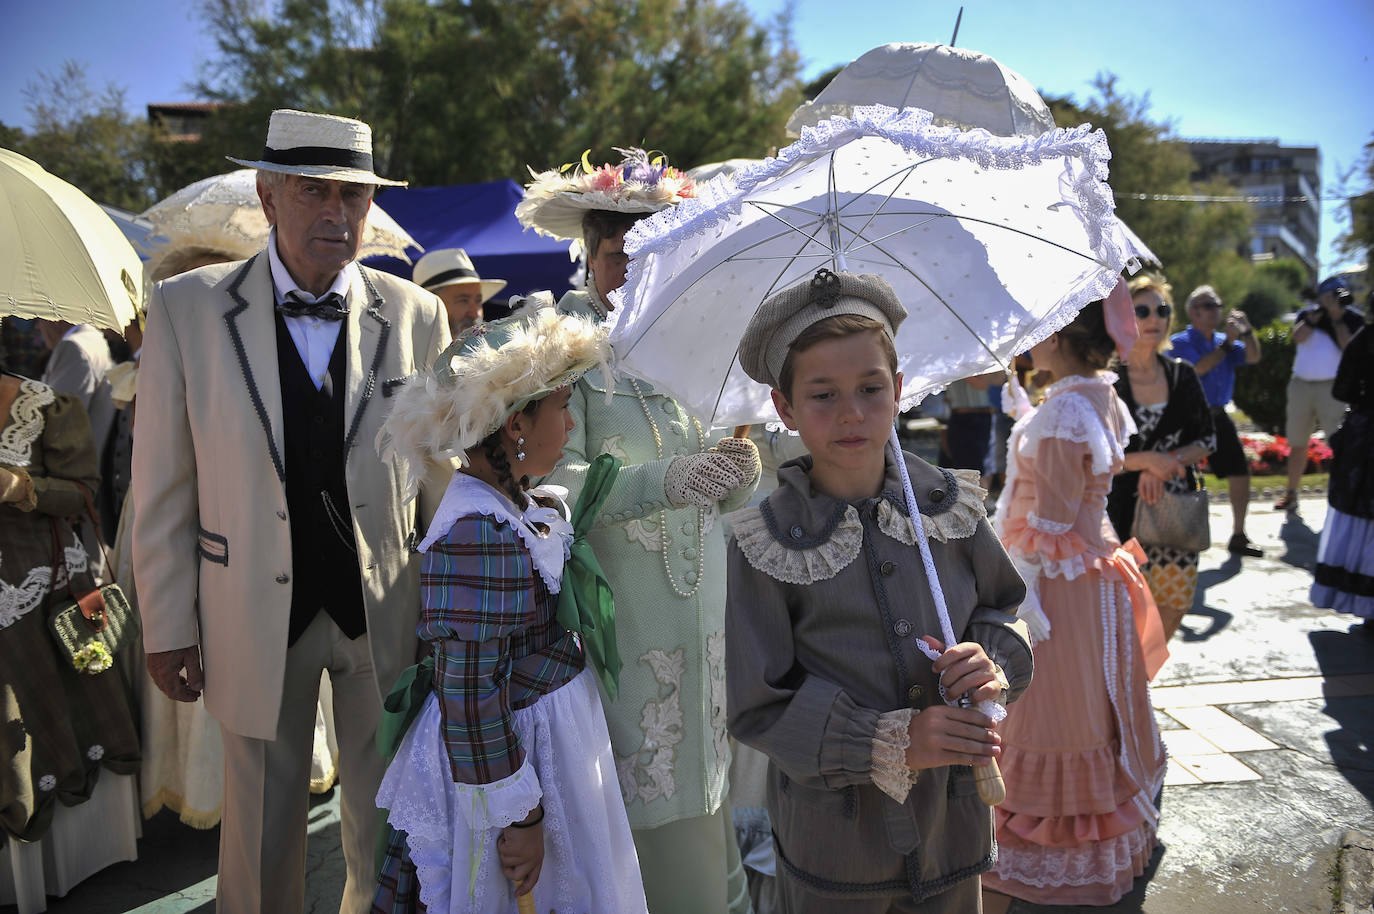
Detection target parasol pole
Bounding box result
[516,892,536,914]
[890,425,1005,805]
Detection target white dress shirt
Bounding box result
[267,231,357,390]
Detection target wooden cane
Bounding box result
[958,693,1006,806]
[516,891,537,914]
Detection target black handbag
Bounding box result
[46,486,139,675]
[1130,473,1211,553]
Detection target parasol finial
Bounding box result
[950,6,963,46]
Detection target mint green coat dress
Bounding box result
[544,291,759,830]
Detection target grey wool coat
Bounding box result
[725,450,1033,906]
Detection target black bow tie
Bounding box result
[278,291,349,321]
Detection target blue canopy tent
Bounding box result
[363,179,576,300]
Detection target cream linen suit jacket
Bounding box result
[132,253,449,740]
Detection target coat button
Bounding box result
[681,522,694,535]
[894,619,912,637]
[907,684,925,704]
[684,571,698,585]
[275,573,289,584]
[880,560,896,575]
[929,487,946,503]
[790,525,805,540]
[662,401,675,415]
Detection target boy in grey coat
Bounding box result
[726,269,1033,912]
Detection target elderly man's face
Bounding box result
[1189,293,1223,334]
[438,284,485,335]
[259,175,373,294]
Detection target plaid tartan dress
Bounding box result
[374,487,586,912]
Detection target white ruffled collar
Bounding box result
[420,472,573,593]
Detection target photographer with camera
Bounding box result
[1277,276,1364,513]
[1169,285,1264,556]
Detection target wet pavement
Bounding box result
[3,495,1372,913]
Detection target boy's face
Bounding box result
[771,331,902,476]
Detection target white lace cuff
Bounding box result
[1027,512,1073,535]
[450,757,544,830]
[871,708,918,803]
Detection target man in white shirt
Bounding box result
[1278,276,1363,512]
[132,109,449,913]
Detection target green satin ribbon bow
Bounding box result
[557,452,623,699]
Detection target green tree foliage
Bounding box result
[1335,132,1374,276]
[189,0,803,185]
[7,62,158,211]
[1045,75,1254,310]
[1233,317,1294,436]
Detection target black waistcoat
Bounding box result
[274,312,366,644]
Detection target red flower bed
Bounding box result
[1198,434,1333,475]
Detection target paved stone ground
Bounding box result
[4,495,1372,913]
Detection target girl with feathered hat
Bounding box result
[372,306,648,913]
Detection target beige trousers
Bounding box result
[633,805,753,914]
[217,614,386,914]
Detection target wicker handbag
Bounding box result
[46,486,139,675]
[1130,477,1211,553]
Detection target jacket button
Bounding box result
[880,560,896,575]
[275,573,289,584]
[907,684,925,704]
[894,619,912,637]
[277,510,287,520]
[790,525,805,540]
[929,487,946,503]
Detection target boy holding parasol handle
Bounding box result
[724,268,1034,913]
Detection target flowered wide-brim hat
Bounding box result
[379,303,610,498]
[515,147,697,242]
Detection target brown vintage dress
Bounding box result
[0,375,140,841]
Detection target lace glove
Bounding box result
[0,466,35,510]
[665,452,746,508]
[1010,552,1051,644]
[713,437,762,484]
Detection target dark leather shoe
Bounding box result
[1228,533,1263,557]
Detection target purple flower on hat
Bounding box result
[623,161,666,186]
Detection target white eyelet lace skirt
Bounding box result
[376,668,648,914]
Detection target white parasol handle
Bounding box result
[891,426,1006,806]
[891,426,957,647]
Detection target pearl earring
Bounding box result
[516,436,526,462]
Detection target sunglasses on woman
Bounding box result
[1134,303,1172,319]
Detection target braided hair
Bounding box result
[478,399,540,506]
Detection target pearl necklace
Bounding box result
[629,378,708,600]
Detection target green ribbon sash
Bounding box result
[557,453,623,698]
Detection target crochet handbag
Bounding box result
[1131,474,1211,553]
[46,486,138,675]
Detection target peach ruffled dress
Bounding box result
[986,372,1168,906]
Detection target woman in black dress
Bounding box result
[1107,277,1216,639]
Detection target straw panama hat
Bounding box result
[412,248,507,302]
[227,109,406,187]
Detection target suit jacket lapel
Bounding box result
[224,254,287,483]
[345,268,390,456]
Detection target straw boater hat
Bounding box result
[227,108,406,187]
[515,147,697,243]
[412,248,507,303]
[379,306,610,499]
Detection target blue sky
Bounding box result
[5,0,1371,273]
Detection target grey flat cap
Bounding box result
[738,269,908,388]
